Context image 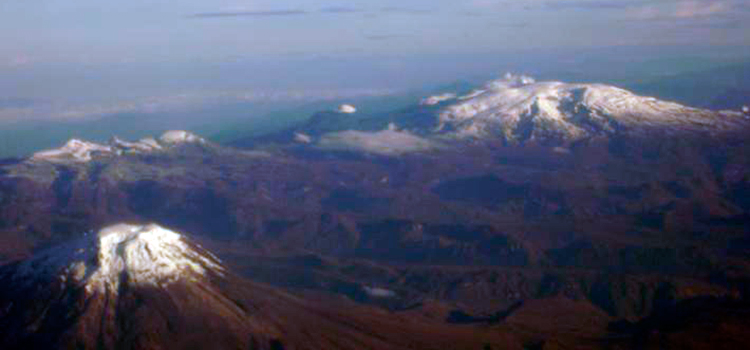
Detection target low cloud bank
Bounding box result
[318,124,436,156]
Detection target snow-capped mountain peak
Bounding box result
[436,73,747,142]
[31,139,113,163]
[30,130,207,163]
[87,223,224,293]
[16,223,224,295]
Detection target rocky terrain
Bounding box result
[1,75,749,348]
[0,224,519,350]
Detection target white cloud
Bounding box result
[338,104,357,113]
[627,0,740,20]
[0,88,398,123]
[470,0,505,8]
[674,0,731,18]
[318,125,437,156]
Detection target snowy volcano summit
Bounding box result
[435,73,747,143]
[0,223,500,350]
[0,223,251,349]
[14,223,224,295]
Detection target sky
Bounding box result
[0,0,748,123]
[1,0,748,66]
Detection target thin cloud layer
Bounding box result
[475,0,747,21]
[544,0,637,10]
[318,125,437,156]
[2,0,748,75]
[675,0,730,18]
[0,88,399,123]
[365,34,410,41]
[627,0,746,20]
[319,6,361,14]
[189,5,434,19]
[188,10,307,18]
[380,7,432,15]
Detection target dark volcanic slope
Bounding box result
[0,223,518,350]
[1,125,750,348]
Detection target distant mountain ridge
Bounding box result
[433,73,747,143]
[30,130,207,163]
[236,73,749,151]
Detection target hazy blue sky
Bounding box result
[1,0,749,66]
[0,0,748,124]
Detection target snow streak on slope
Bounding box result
[110,136,163,153]
[421,93,457,106]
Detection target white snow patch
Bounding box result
[294,132,313,144]
[338,104,357,114]
[743,105,749,114]
[32,139,113,163]
[421,93,457,106]
[318,127,435,156]
[159,130,205,145]
[111,136,163,154]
